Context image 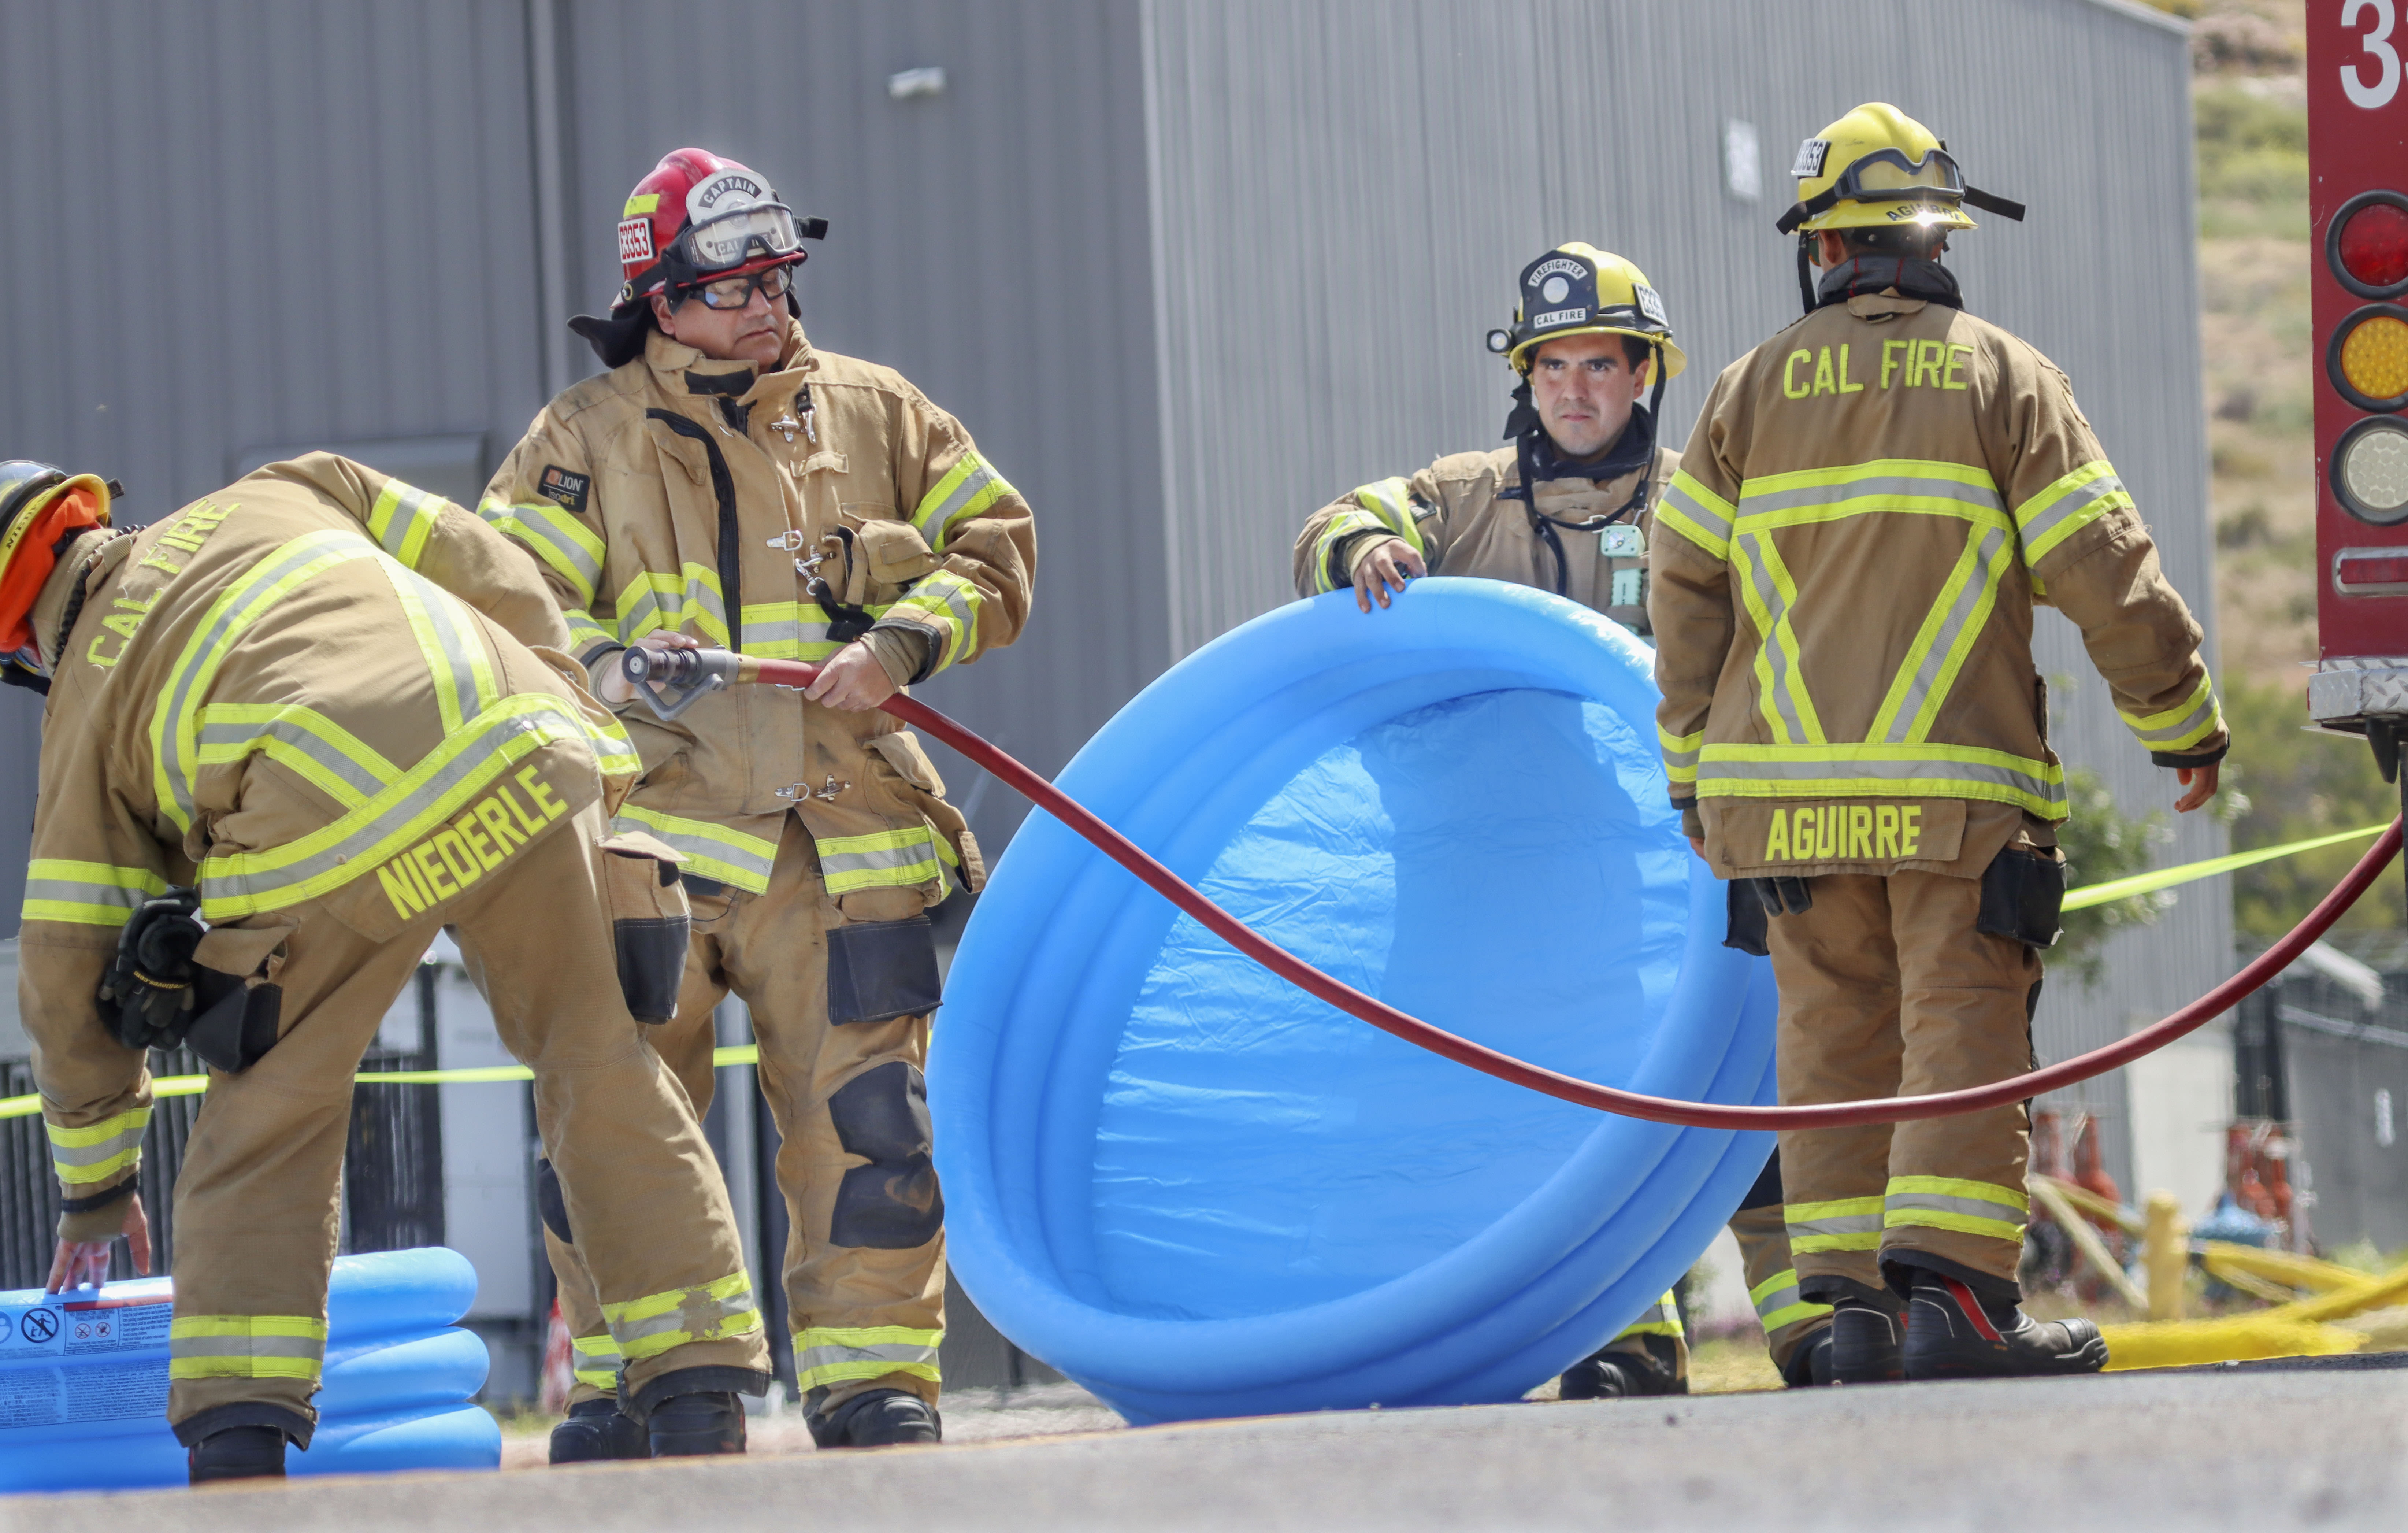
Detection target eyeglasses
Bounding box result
[689,264,796,310]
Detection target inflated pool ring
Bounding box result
[0,1246,497,1492]
[931,578,1778,1423]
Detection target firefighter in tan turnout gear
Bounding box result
[3,455,774,1483]
[1295,246,1834,1395]
[483,149,1034,1458]
[1651,104,2227,1382]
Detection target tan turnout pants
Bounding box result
[550,814,944,1418]
[170,800,769,1440]
[1770,869,2040,1304]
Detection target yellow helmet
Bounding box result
[1776,103,2022,237]
[1485,243,1687,381]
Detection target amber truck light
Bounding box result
[2331,306,2408,411]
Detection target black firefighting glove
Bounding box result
[95,888,207,1052]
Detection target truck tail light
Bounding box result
[2333,546,2408,593]
[2330,305,2408,411]
[2332,191,2408,299]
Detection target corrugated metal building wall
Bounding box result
[0,0,2216,1245]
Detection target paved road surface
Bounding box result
[21,1360,2406,1532]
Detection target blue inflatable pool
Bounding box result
[0,1247,498,1492]
[931,578,1778,1424]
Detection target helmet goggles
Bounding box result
[676,201,807,274]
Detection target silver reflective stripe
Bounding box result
[1877,525,2008,743]
[1785,1212,1882,1240]
[45,1126,146,1170]
[383,560,493,732]
[500,503,605,606]
[1659,477,1733,548]
[610,810,779,891]
[916,458,998,545]
[155,533,376,832]
[612,1293,755,1348]
[2126,687,2220,746]
[169,1334,326,1362]
[1737,534,1814,744]
[795,1340,940,1374]
[820,838,936,880]
[1738,474,2004,521]
[369,480,442,564]
[22,872,159,918]
[2018,471,2126,554]
[1886,1191,2027,1226]
[197,703,575,911]
[197,712,394,802]
[897,574,980,670]
[616,571,730,644]
[1696,752,2066,810]
[1754,1280,1806,1320]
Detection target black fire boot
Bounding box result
[1558,1334,1685,1400]
[187,1425,288,1484]
[1903,1273,2109,1380]
[647,1391,747,1457]
[549,1397,650,1464]
[1779,1325,1836,1388]
[809,1388,942,1448]
[1827,1294,1908,1384]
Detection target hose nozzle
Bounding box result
[620,645,746,719]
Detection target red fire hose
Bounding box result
[736,654,2400,1130]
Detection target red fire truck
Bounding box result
[2310,1,2408,782]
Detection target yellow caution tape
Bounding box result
[2062,822,2390,912]
[0,1044,763,1120]
[0,823,2383,1123]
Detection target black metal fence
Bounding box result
[1,966,448,1291]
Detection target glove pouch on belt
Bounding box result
[598,830,691,1023]
[1975,844,2066,950]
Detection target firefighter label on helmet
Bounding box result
[1484,242,1687,381]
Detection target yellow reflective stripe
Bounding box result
[600,1270,761,1360]
[365,478,445,570]
[1658,725,1704,786]
[735,599,897,663]
[610,806,778,894]
[1734,458,2007,534]
[615,564,730,647]
[1658,471,1733,560]
[1884,1175,2028,1243]
[196,695,589,919]
[21,861,169,929]
[1760,1299,1834,1332]
[1615,1291,1684,1340]
[480,498,605,608]
[565,609,618,663]
[793,1325,944,1392]
[1732,532,1824,746]
[2118,674,2223,752]
[379,556,499,735]
[1694,742,2068,819]
[886,570,984,675]
[46,1108,152,1183]
[151,531,384,834]
[2013,460,2131,564]
[1786,1195,1883,1253]
[816,825,943,896]
[1353,477,1426,558]
[572,1331,622,1388]
[1310,507,1389,593]
[168,1314,327,1381]
[1866,521,2013,745]
[909,452,1014,554]
[196,702,401,811]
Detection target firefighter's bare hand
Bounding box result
[1351,538,1426,613]
[2174,761,2221,814]
[45,1194,150,1293]
[598,630,701,707]
[1689,837,1707,859]
[805,642,898,712]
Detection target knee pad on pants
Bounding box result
[825,1060,943,1248]
[825,916,942,1025]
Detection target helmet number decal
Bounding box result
[617,216,656,268]
[1633,283,1668,329]
[1791,138,1831,179]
